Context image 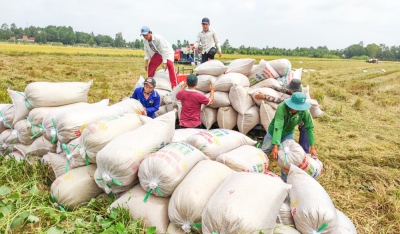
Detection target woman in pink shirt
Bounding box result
[176,74,215,128]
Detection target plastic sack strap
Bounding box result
[0,111,14,130]
[62,143,71,173]
[316,223,328,233]
[51,118,57,144]
[276,140,288,166]
[51,195,66,212]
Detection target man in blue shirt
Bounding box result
[130,77,160,118]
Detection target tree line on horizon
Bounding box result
[1,23,399,61]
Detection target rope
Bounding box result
[51,118,57,144]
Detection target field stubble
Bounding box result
[0,45,399,233]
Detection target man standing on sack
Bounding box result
[141,26,178,88]
[195,17,222,63]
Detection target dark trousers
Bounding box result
[299,125,310,153]
[179,124,205,129]
[201,48,216,63]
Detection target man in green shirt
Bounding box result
[261,92,318,181]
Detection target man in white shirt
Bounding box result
[195,18,222,63]
[141,26,177,88]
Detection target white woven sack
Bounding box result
[155,105,168,117]
[15,119,43,145]
[214,73,250,92]
[273,225,300,234]
[29,103,89,125]
[217,106,237,130]
[304,154,324,179]
[61,137,87,170]
[155,89,171,102]
[171,128,205,143]
[229,84,254,115]
[51,165,103,210]
[277,68,303,87]
[0,129,14,153]
[276,196,295,226]
[205,91,230,108]
[268,59,292,76]
[80,114,144,164]
[302,85,311,100]
[202,172,291,234]
[15,136,56,161]
[196,75,217,92]
[186,129,257,160]
[250,88,281,106]
[25,81,92,108]
[237,105,260,135]
[171,82,184,103]
[95,111,175,194]
[154,77,172,92]
[248,59,280,85]
[42,99,109,142]
[7,89,29,125]
[249,78,283,91]
[200,107,217,130]
[278,139,307,172]
[260,101,276,130]
[307,99,324,118]
[134,76,145,90]
[42,152,69,178]
[288,164,338,234]
[110,185,170,233]
[216,145,269,173]
[111,98,147,116]
[168,160,233,233]
[139,142,208,198]
[226,58,255,75]
[193,60,227,76]
[5,150,24,162]
[1,128,19,145]
[0,104,14,130]
[336,209,357,234]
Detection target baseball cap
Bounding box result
[186,74,198,87]
[140,26,150,36]
[144,77,156,87]
[201,18,210,24]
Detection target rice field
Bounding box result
[0,44,399,233]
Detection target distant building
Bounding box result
[14,35,35,42]
[9,36,15,40]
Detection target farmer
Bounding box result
[194,17,222,63]
[141,26,177,88]
[130,77,160,119]
[176,74,215,128]
[254,79,311,153]
[261,92,318,182]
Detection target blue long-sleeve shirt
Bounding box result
[130,87,160,118]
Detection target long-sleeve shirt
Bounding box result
[130,87,160,118]
[263,85,292,103]
[195,28,221,54]
[144,34,174,63]
[268,102,315,146]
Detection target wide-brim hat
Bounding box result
[287,79,302,92]
[284,92,311,111]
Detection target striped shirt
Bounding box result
[195,28,221,54]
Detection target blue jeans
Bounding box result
[261,132,294,183]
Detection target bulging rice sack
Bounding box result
[308,99,324,118]
[277,68,302,87]
[276,196,295,226]
[217,106,237,130]
[248,59,280,85]
[250,88,282,106]
[229,84,254,115]
[196,75,217,92]
[200,107,217,130]
[42,99,109,143]
[25,81,92,108]
[15,119,43,145]
[154,76,172,92]
[110,184,170,234]
[273,225,300,234]
[226,58,255,75]
[216,145,269,173]
[0,128,19,145]
[80,114,145,163]
[51,165,103,210]
[156,105,168,117]
[61,137,87,170]
[42,152,69,178]
[168,160,233,233]
[249,78,282,91]
[139,142,208,199]
[268,59,292,76]
[7,89,29,125]
[95,112,175,194]
[171,128,205,143]
[202,172,291,234]
[134,76,145,90]
[15,136,56,161]
[193,60,227,76]
[205,91,230,108]
[0,104,15,130]
[336,209,357,234]
[155,89,171,103]
[214,73,250,92]
[237,105,260,135]
[278,139,307,171]
[186,129,257,160]
[0,129,15,154]
[28,103,89,125]
[260,101,276,130]
[110,98,147,116]
[288,164,338,234]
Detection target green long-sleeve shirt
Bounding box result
[268,102,315,146]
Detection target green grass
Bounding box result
[1,44,400,233]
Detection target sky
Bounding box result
[0,0,399,50]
